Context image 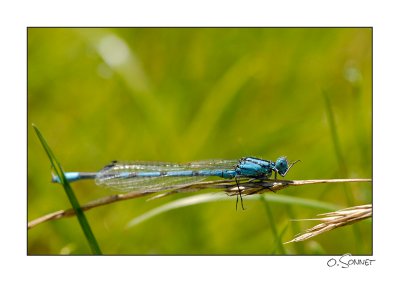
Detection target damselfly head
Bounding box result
[275,157,289,176]
[275,157,300,177]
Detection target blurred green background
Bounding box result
[28,28,372,255]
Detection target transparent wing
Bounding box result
[95,160,238,192]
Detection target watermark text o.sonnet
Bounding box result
[327,253,375,268]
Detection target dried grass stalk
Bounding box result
[28,178,371,229]
[285,204,372,244]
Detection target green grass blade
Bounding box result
[259,196,286,254]
[126,194,228,228]
[322,90,348,177]
[32,124,102,255]
[322,91,361,251]
[182,55,264,155]
[126,193,340,229]
[270,222,290,254]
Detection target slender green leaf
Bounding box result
[259,196,286,254]
[32,124,102,255]
[322,91,361,251]
[126,192,340,229]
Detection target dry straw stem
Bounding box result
[28,178,371,229]
[285,204,372,244]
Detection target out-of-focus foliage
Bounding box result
[28,28,372,254]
